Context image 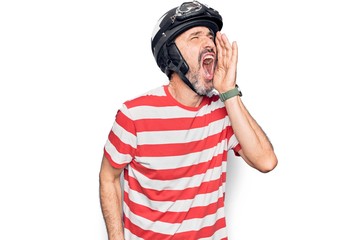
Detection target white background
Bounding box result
[1,0,359,239]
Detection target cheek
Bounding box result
[181,46,199,66]
[176,39,200,67]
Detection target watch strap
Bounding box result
[219,85,242,102]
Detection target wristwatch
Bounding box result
[219,84,242,102]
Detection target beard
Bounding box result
[186,58,215,96]
[186,69,214,96]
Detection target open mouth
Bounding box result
[202,53,215,80]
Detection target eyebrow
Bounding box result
[189,29,214,38]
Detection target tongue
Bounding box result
[203,63,214,79]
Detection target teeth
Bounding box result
[203,55,214,65]
[202,53,214,67]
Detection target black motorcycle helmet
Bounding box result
[151,1,223,93]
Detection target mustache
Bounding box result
[198,48,216,63]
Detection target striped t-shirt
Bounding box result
[104,85,241,240]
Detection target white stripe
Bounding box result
[142,86,166,97]
[123,202,226,235]
[129,164,224,191]
[177,207,225,233]
[135,139,228,170]
[104,140,132,165]
[111,120,137,148]
[128,100,224,120]
[137,117,231,145]
[130,106,198,119]
[124,179,226,212]
[198,227,228,240]
[222,182,227,194]
[228,132,239,149]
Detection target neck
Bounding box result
[168,76,203,108]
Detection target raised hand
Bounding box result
[214,32,238,93]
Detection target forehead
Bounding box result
[179,26,213,38]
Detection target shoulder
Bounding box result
[124,86,167,109]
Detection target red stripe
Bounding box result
[104,149,127,169]
[108,130,136,155]
[124,215,226,240]
[125,95,172,108]
[124,191,225,223]
[126,172,225,202]
[180,218,227,240]
[137,126,232,157]
[115,109,136,135]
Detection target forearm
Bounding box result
[225,96,277,172]
[99,179,124,240]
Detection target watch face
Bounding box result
[235,84,242,97]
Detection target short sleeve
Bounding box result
[227,126,242,156]
[104,105,137,168]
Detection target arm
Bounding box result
[99,155,125,240]
[214,32,278,173]
[225,96,277,172]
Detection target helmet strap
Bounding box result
[168,61,197,94]
[163,44,198,94]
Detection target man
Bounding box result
[99,1,278,239]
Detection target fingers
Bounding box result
[215,32,223,66]
[214,32,238,90]
[231,40,238,67]
[215,32,238,67]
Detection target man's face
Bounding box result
[175,26,217,95]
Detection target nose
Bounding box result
[202,36,216,52]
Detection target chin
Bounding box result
[196,85,214,96]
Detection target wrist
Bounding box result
[219,84,242,102]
